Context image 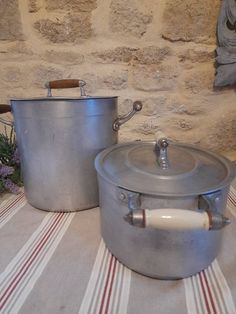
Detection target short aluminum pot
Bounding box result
[95,139,236,279]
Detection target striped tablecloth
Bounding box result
[0,185,236,314]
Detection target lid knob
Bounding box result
[155,138,170,169]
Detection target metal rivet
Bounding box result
[119,193,126,201]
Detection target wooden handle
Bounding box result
[0,104,11,114]
[47,79,81,89]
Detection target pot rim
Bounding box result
[95,141,236,197]
[10,96,118,102]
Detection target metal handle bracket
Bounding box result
[155,138,170,169]
[123,190,230,231]
[113,101,142,131]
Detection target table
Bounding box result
[0,183,236,314]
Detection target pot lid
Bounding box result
[95,139,236,197]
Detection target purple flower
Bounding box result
[0,164,14,178]
[12,148,20,164]
[3,178,19,194]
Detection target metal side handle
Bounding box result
[0,104,11,114]
[113,101,142,131]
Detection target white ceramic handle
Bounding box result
[145,209,210,231]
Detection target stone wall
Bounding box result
[0,0,235,157]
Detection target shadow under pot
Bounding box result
[95,138,236,279]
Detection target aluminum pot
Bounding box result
[95,138,236,279]
[0,79,142,212]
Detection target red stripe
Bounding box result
[230,189,236,197]
[202,270,217,314]
[0,213,64,310]
[228,194,236,207]
[0,193,24,213]
[99,255,114,314]
[199,272,211,314]
[0,193,24,219]
[0,193,24,218]
[104,258,117,314]
[229,189,236,199]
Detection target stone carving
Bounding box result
[215,0,236,86]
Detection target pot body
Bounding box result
[97,174,230,279]
[11,97,118,211]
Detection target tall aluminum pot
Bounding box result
[95,139,236,279]
[2,79,142,212]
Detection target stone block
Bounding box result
[7,42,32,54]
[0,43,33,62]
[176,118,193,130]
[43,50,84,65]
[132,117,161,135]
[162,0,220,44]
[118,97,167,116]
[182,64,215,94]
[31,65,64,88]
[91,46,171,65]
[139,97,167,116]
[0,0,23,41]
[64,69,128,94]
[167,98,204,116]
[28,0,40,12]
[133,46,172,65]
[118,99,134,115]
[110,0,152,37]
[131,64,178,91]
[161,116,195,133]
[102,71,128,90]
[178,49,215,64]
[205,113,236,152]
[0,66,27,89]
[91,47,138,63]
[45,0,96,12]
[34,14,92,43]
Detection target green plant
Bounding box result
[0,126,23,193]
